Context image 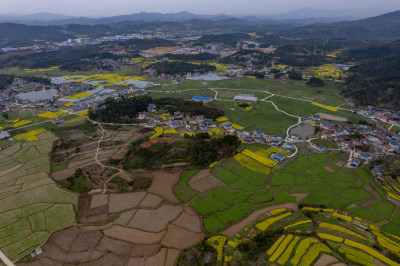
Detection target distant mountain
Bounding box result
[286,10,400,40]
[0,12,74,23]
[0,11,234,26]
[265,7,390,21]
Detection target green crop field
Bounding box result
[215,101,298,135]
[173,170,200,202]
[0,132,77,261]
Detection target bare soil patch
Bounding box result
[18,257,62,266]
[130,244,160,257]
[108,192,146,212]
[324,166,335,173]
[69,230,103,253]
[148,171,181,203]
[314,254,339,266]
[96,237,134,256]
[81,252,128,266]
[78,195,117,224]
[222,203,298,237]
[292,193,308,203]
[40,244,103,264]
[359,184,381,208]
[318,113,347,122]
[189,174,224,193]
[0,163,24,177]
[166,249,180,266]
[90,194,109,209]
[184,205,198,216]
[139,193,163,208]
[81,210,135,231]
[161,225,205,249]
[103,225,165,244]
[47,225,80,252]
[140,138,159,149]
[173,212,203,233]
[128,205,183,232]
[141,248,166,265]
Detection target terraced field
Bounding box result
[0,132,77,262]
[188,207,400,265]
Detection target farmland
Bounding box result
[0,131,77,261]
[181,206,400,265]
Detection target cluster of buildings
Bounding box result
[358,108,400,128]
[305,114,400,168]
[65,87,148,113]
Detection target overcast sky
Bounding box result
[1,0,399,17]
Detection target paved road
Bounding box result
[0,250,15,266]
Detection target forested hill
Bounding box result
[342,42,400,109]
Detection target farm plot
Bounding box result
[0,132,77,262]
[20,181,206,265]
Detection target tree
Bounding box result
[289,71,303,80]
[306,77,324,87]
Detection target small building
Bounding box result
[0,131,10,140]
[359,152,372,162]
[373,166,383,179]
[272,153,286,162]
[233,93,258,102]
[147,103,157,112]
[350,159,361,168]
[315,146,326,153]
[243,135,253,143]
[50,117,65,124]
[291,134,301,140]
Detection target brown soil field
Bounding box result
[166,249,180,266]
[318,113,347,122]
[222,203,299,237]
[83,253,128,266]
[140,138,159,149]
[130,244,160,257]
[128,205,183,232]
[139,193,164,207]
[108,192,146,212]
[78,195,117,224]
[172,212,203,233]
[96,237,134,256]
[292,193,308,202]
[90,194,108,209]
[359,183,381,208]
[0,163,24,177]
[81,210,136,231]
[142,46,181,56]
[69,230,103,252]
[148,171,181,203]
[161,225,205,249]
[48,225,80,251]
[103,225,165,244]
[189,174,224,193]
[184,205,198,216]
[127,248,166,266]
[314,254,339,266]
[324,166,335,172]
[374,258,388,266]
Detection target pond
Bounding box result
[289,123,316,140]
[16,88,57,101]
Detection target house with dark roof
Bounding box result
[373,166,384,179]
[272,153,286,162]
[350,159,361,168]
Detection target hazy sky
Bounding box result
[1,0,399,16]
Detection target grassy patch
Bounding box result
[173,170,200,202]
[311,139,338,149]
